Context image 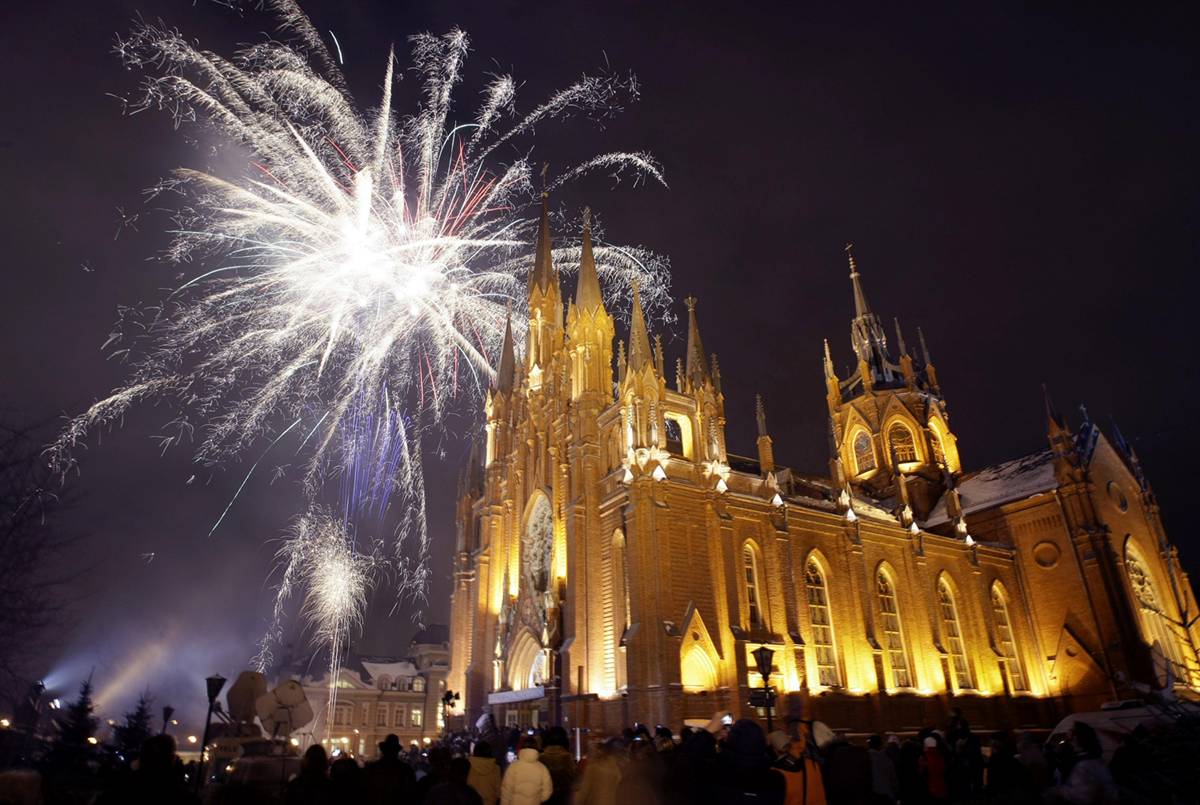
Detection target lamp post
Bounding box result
[161,705,175,735]
[194,674,226,794]
[750,645,776,734]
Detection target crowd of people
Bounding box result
[1,707,1189,804]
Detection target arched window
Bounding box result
[1125,544,1187,679]
[743,543,765,629]
[805,558,840,687]
[612,530,631,689]
[929,431,946,469]
[991,583,1028,692]
[937,577,973,690]
[888,423,918,464]
[853,431,876,475]
[876,569,912,688]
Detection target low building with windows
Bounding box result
[295,626,449,757]
[446,202,1200,734]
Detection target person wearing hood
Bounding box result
[539,727,578,804]
[575,738,622,805]
[468,741,502,805]
[772,723,826,805]
[715,718,786,804]
[500,739,553,805]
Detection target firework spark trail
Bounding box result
[50,0,671,704]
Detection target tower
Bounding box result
[825,244,960,521]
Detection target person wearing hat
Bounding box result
[364,733,416,805]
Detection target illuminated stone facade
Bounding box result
[447,210,1200,734]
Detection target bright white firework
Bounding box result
[269,507,376,723]
[47,3,670,628]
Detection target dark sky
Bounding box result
[2,1,1198,731]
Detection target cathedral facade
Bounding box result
[446,202,1200,734]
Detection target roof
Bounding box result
[924,449,1057,526]
[361,660,418,681]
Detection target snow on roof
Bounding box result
[925,449,1056,526]
[361,660,418,681]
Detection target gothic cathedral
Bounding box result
[447,200,1200,734]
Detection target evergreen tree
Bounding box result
[113,690,154,759]
[46,676,99,772]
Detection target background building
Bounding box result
[295,626,449,756]
[447,205,1200,734]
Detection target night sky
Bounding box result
[2,1,1198,730]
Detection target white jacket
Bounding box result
[500,747,553,805]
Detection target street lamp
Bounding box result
[194,674,226,794]
[750,645,776,734]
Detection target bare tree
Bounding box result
[0,419,78,706]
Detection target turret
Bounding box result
[565,209,615,400]
[526,193,563,388]
[756,394,775,475]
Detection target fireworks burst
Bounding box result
[49,0,670,695]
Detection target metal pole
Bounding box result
[763,680,773,734]
[194,700,215,794]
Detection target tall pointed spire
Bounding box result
[917,326,932,365]
[1042,383,1065,431]
[823,338,835,379]
[893,318,908,356]
[846,242,870,318]
[626,279,652,372]
[684,296,710,387]
[529,192,555,292]
[755,394,768,438]
[575,207,603,311]
[495,308,515,393]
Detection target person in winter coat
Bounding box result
[285,745,333,805]
[866,734,897,804]
[539,727,578,805]
[428,757,486,805]
[364,734,416,805]
[574,739,622,805]
[500,743,553,805]
[772,724,826,805]
[1048,722,1117,805]
[469,742,503,805]
[715,719,786,805]
[918,736,948,804]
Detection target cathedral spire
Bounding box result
[894,318,908,357]
[529,192,556,293]
[684,296,710,387]
[494,308,515,394]
[918,326,932,365]
[575,207,604,312]
[756,394,775,475]
[847,242,870,319]
[823,338,835,379]
[756,394,768,438]
[626,279,653,372]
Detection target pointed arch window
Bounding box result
[876,569,912,688]
[805,558,840,687]
[1125,544,1187,679]
[937,577,973,690]
[612,530,632,689]
[743,543,765,629]
[930,431,947,469]
[991,583,1028,692]
[888,422,918,464]
[853,431,876,475]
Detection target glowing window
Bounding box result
[413,676,426,693]
[805,559,840,687]
[991,584,1028,692]
[664,416,683,455]
[888,423,918,464]
[1126,545,1187,678]
[937,578,973,690]
[876,570,911,688]
[743,544,765,629]
[853,431,875,474]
